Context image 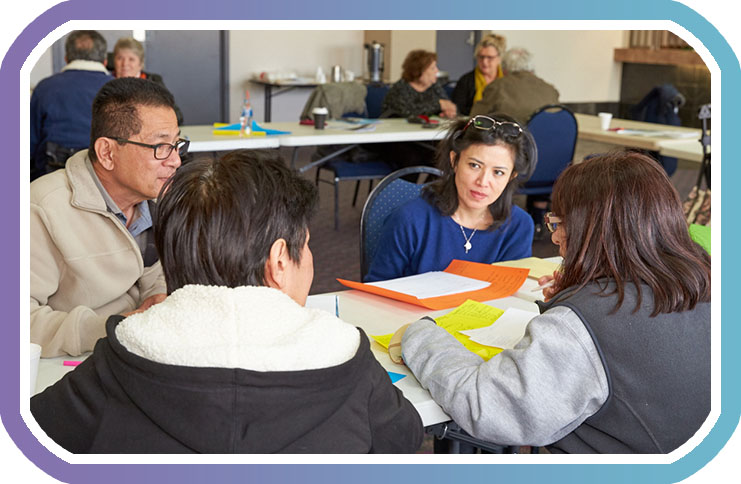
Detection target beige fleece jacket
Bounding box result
[30,151,166,357]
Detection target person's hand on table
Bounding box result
[122,293,167,317]
[388,323,411,365]
[439,99,457,118]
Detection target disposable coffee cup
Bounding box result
[313,107,329,130]
[30,343,41,396]
[598,112,613,130]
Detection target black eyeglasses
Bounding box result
[544,212,562,233]
[462,115,522,139]
[105,137,189,160]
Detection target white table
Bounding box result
[575,113,703,162]
[180,125,280,152]
[179,119,449,168]
[32,270,550,427]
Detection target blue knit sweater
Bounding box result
[30,67,112,172]
[364,197,534,282]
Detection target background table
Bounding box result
[180,125,280,152]
[249,78,319,122]
[575,113,702,162]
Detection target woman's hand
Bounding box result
[388,323,410,364]
[538,271,561,302]
[439,99,457,118]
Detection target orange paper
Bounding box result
[337,260,528,310]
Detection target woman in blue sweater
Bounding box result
[364,114,537,282]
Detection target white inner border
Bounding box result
[18,19,721,466]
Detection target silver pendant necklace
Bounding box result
[458,224,477,254]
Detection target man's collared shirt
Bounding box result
[85,158,152,257]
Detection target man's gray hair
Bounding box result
[65,30,107,63]
[502,47,534,73]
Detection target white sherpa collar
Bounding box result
[61,60,110,74]
[115,285,360,372]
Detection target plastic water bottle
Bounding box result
[240,90,253,136]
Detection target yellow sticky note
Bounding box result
[436,299,504,333]
[371,333,393,349]
[437,300,506,361]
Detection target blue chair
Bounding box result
[359,166,442,280]
[519,105,578,197]
[316,83,393,230]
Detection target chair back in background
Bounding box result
[520,105,577,195]
[360,166,442,280]
[365,83,390,119]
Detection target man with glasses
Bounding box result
[31,78,185,357]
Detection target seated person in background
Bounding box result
[471,47,561,236]
[113,37,184,124]
[30,78,182,357]
[395,151,710,453]
[30,30,112,180]
[364,113,536,282]
[380,49,457,119]
[470,47,560,125]
[31,150,424,454]
[451,33,507,116]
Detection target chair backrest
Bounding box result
[360,166,442,280]
[365,83,390,119]
[524,104,578,188]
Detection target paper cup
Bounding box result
[312,107,329,130]
[598,112,613,130]
[29,343,41,396]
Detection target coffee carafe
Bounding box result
[364,41,385,83]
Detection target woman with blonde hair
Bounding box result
[113,37,183,124]
[451,34,507,116]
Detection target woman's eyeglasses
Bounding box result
[462,115,522,139]
[544,212,562,233]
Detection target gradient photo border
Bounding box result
[2,0,737,482]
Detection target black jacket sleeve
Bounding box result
[451,70,476,116]
[365,355,424,453]
[30,345,110,453]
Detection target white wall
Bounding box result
[494,30,628,103]
[229,30,365,122]
[29,30,629,122]
[387,30,436,82]
[30,47,53,88]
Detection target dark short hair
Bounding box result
[65,30,107,63]
[423,113,537,231]
[89,77,176,162]
[401,50,437,83]
[551,150,711,314]
[154,150,319,294]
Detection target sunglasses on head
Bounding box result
[544,212,562,233]
[461,115,523,139]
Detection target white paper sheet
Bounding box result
[366,271,490,300]
[459,307,538,349]
[305,294,339,316]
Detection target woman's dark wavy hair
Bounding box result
[551,150,711,315]
[422,112,537,231]
[155,149,318,294]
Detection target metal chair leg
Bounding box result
[334,179,340,230]
[352,181,361,207]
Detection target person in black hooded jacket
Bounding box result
[30,149,423,454]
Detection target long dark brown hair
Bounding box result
[551,150,710,314]
[422,113,537,231]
